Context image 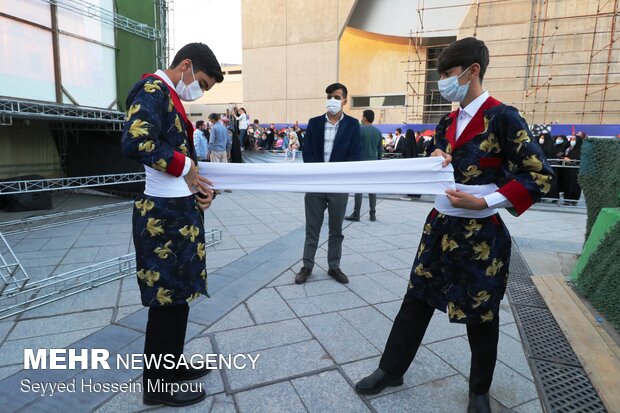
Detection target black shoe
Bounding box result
[369,212,376,222]
[468,391,491,413]
[327,268,349,284]
[355,368,403,395]
[143,388,207,407]
[295,267,312,284]
[173,367,212,381]
[345,213,360,222]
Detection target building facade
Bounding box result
[241,0,620,125]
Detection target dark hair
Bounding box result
[405,129,415,139]
[253,119,259,124]
[195,120,204,129]
[209,113,220,122]
[437,37,489,82]
[362,109,375,123]
[171,42,224,83]
[325,83,348,98]
[239,107,246,114]
[395,128,402,134]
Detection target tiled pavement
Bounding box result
[0,184,586,412]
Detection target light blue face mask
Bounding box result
[437,65,472,103]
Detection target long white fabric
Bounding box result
[198,157,455,195]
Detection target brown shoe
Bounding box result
[295,267,312,284]
[328,268,349,284]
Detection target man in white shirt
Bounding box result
[295,83,362,285]
[390,128,404,153]
[193,120,208,161]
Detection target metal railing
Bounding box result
[0,98,125,124]
[0,228,222,320]
[0,201,134,235]
[0,173,145,195]
[41,0,161,40]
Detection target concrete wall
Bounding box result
[458,0,620,124]
[241,0,357,124]
[339,27,413,124]
[242,0,620,125]
[186,65,244,123]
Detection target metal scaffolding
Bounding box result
[0,228,222,320]
[0,173,145,195]
[0,233,30,295]
[403,0,620,124]
[0,201,134,235]
[0,98,125,125]
[41,0,161,40]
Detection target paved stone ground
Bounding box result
[0,153,587,412]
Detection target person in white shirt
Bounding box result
[193,120,208,161]
[355,37,554,413]
[295,83,362,285]
[120,42,223,408]
[234,107,248,150]
[284,131,299,161]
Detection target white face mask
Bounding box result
[175,63,203,102]
[570,140,576,147]
[555,138,564,145]
[326,98,342,115]
[539,138,545,145]
[437,65,472,103]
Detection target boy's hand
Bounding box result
[431,149,452,167]
[445,190,488,210]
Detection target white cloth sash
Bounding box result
[198,157,455,195]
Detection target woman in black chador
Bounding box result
[560,133,584,205]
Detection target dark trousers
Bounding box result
[303,192,349,270]
[353,193,376,215]
[143,303,190,387]
[379,295,499,394]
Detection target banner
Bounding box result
[199,157,455,195]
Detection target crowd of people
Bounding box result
[194,109,307,162]
[537,132,584,204]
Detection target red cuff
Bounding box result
[497,179,533,216]
[167,151,186,177]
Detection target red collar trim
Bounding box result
[450,96,502,150]
[142,73,195,156]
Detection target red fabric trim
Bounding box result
[490,215,500,225]
[167,151,186,177]
[142,73,195,157]
[479,157,503,168]
[497,179,533,216]
[430,208,438,220]
[444,110,458,150]
[453,96,502,150]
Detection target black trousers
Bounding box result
[143,303,190,386]
[379,295,499,394]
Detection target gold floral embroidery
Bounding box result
[155,287,173,305]
[135,199,154,216]
[154,241,173,259]
[472,242,491,261]
[129,119,149,138]
[137,269,160,287]
[179,225,199,242]
[146,218,164,237]
[125,103,141,121]
[441,234,458,252]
